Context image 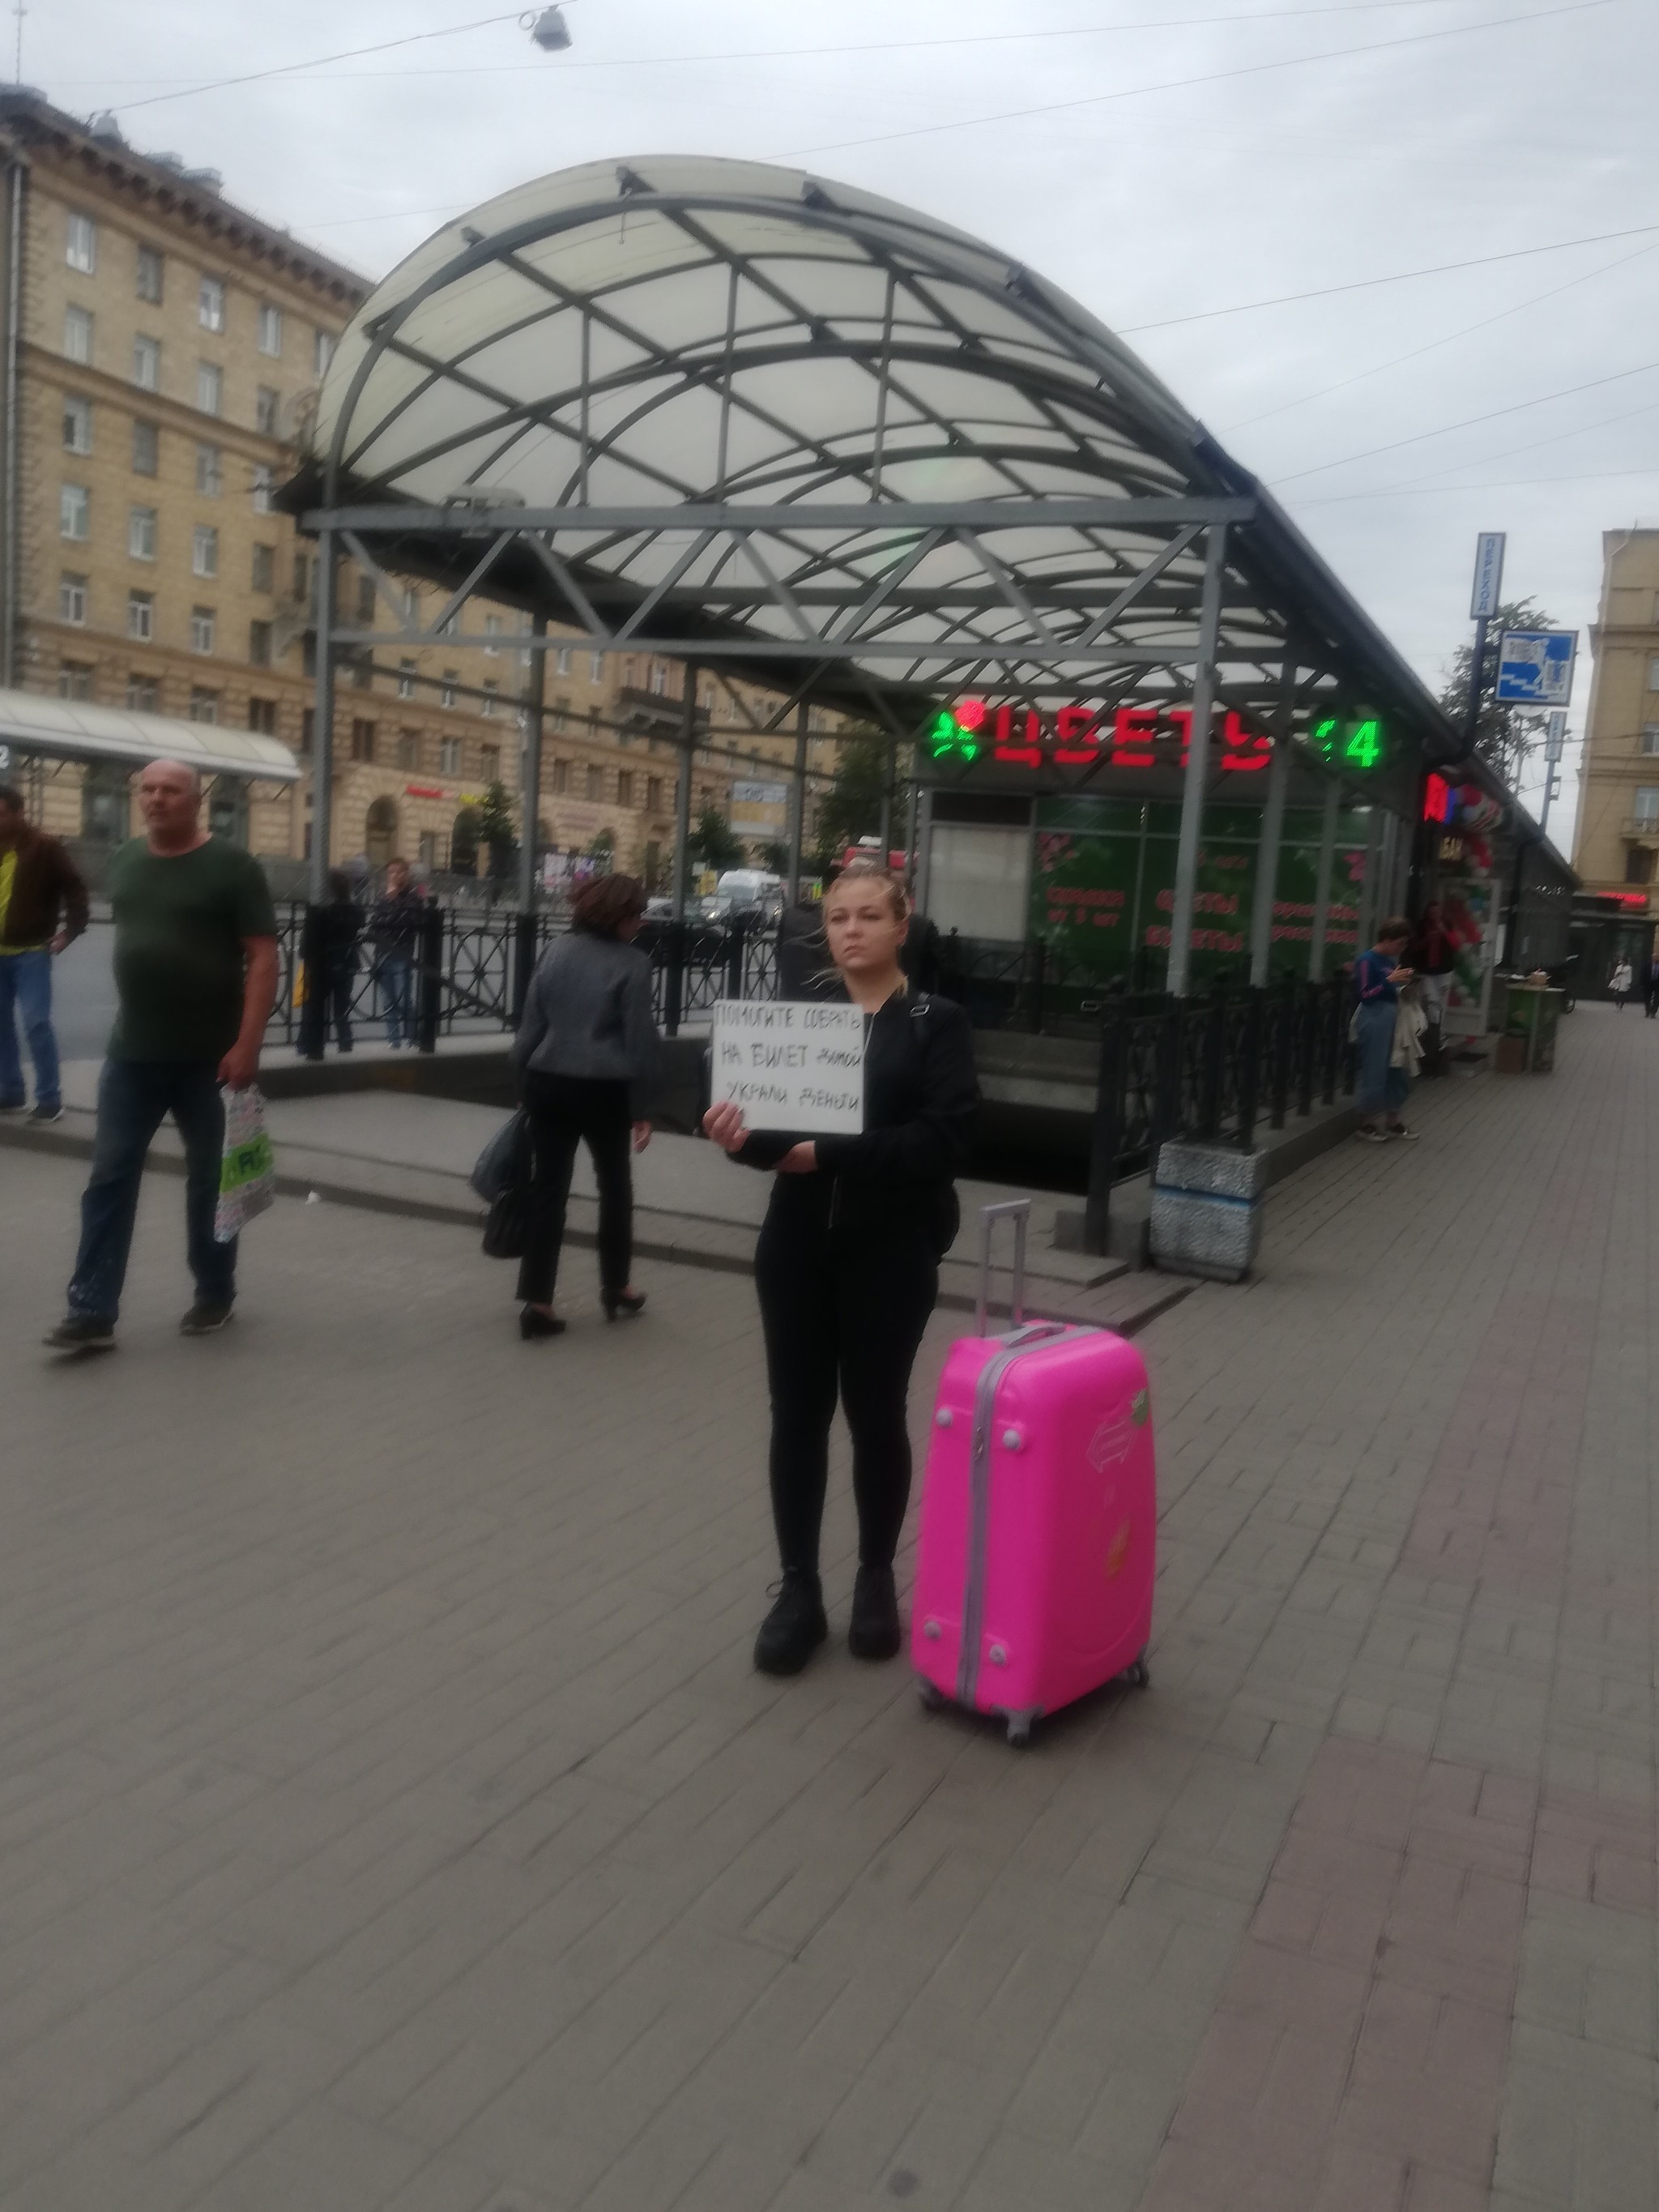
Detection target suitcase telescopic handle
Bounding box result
[975,1199,1031,1336]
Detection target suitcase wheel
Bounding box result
[916,1679,948,1712]
[1127,1652,1150,1690]
[1005,1714,1034,1749]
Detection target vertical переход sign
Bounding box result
[710,1001,866,1133]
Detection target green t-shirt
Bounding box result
[107,837,278,1062]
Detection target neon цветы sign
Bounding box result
[928,698,1273,771]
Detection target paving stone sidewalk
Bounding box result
[0,1005,1653,2211]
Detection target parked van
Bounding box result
[708,869,785,920]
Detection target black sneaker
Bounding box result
[43,1313,115,1352]
[27,1103,62,1125]
[180,1303,234,1336]
[753,1574,829,1676]
[847,1564,902,1661]
[0,1096,24,1115]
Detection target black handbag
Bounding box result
[481,1181,531,1261]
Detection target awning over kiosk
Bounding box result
[0,689,301,784]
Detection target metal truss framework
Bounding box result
[295,157,1459,986]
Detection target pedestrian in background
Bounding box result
[702,860,979,1676]
[1411,899,1458,1074]
[512,872,656,1339]
[1353,918,1414,1145]
[1387,976,1427,1140]
[774,862,839,998]
[45,758,278,1352]
[1610,956,1634,1010]
[370,856,424,1047]
[0,782,87,1125]
[1646,950,1659,1018]
[318,869,364,1054]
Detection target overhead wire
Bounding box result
[764,0,1614,163]
[106,10,525,117]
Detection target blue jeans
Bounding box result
[379,954,416,1045]
[67,1060,234,1324]
[0,948,59,1108]
[1355,998,1396,1115]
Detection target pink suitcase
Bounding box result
[911,1202,1155,1745]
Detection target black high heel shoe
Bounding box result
[519,1306,566,1339]
[603,1289,647,1322]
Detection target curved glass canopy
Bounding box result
[300,155,1452,752]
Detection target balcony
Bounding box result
[1621,817,1659,842]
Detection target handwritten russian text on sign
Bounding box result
[710,1000,865,1134]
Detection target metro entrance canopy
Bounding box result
[290,155,1461,989]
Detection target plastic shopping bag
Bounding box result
[469,1107,531,1202]
[215,1086,276,1244]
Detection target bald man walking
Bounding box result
[46,760,279,1351]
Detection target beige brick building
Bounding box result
[0,92,828,886]
[1573,529,1659,905]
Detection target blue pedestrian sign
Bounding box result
[1495,630,1576,708]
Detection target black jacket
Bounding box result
[736,989,979,1247]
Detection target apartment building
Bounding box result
[0,91,829,882]
[1574,529,1659,905]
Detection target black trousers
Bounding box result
[754,1211,939,1577]
[517,1073,633,1305]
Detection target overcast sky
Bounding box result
[27,0,1658,849]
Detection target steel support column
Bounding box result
[786,700,808,903]
[307,530,338,904]
[877,736,896,868]
[1309,777,1340,981]
[672,660,699,921]
[517,613,548,912]
[1248,659,1298,988]
[1354,805,1384,954]
[1165,524,1227,998]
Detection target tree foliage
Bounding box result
[474,779,518,879]
[687,803,746,873]
[757,839,792,878]
[1437,596,1558,792]
[810,728,907,872]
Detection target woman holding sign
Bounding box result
[703,863,979,1675]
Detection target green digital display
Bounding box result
[926,708,982,762]
[1311,716,1386,771]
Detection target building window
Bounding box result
[354,572,377,625]
[314,329,335,378]
[129,504,157,560]
[588,711,600,741]
[397,659,416,699]
[617,770,634,807]
[127,674,159,711]
[127,590,154,641]
[351,650,373,690]
[63,305,93,365]
[254,385,280,437]
[60,484,89,540]
[189,688,220,724]
[198,275,226,333]
[438,736,462,775]
[192,524,219,579]
[195,442,223,497]
[401,584,419,622]
[551,698,569,733]
[257,303,283,357]
[481,681,497,718]
[1635,787,1659,826]
[249,619,272,666]
[441,671,458,709]
[248,697,277,734]
[62,394,92,454]
[554,646,571,677]
[397,730,420,770]
[586,764,603,801]
[251,465,274,516]
[251,543,275,594]
[292,550,310,604]
[300,707,314,754]
[484,614,502,655]
[646,775,663,813]
[66,211,96,272]
[480,744,501,783]
[351,718,377,763]
[196,361,223,416]
[132,333,160,390]
[131,419,159,475]
[135,243,164,304]
[590,651,604,683]
[1648,660,1659,696]
[650,660,668,696]
[552,759,569,794]
[58,660,93,699]
[190,605,215,654]
[1641,727,1659,757]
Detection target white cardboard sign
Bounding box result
[710,1000,865,1134]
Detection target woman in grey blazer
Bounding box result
[513,873,657,1338]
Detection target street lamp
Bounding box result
[524,6,573,51]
